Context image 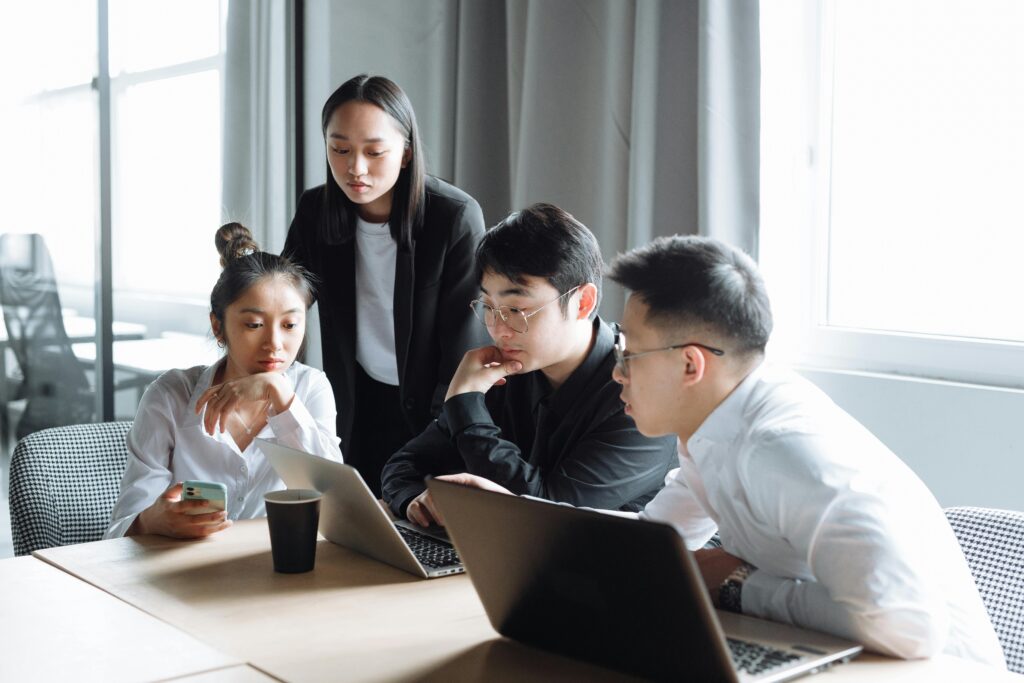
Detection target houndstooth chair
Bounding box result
[9,421,132,556]
[945,506,1024,673]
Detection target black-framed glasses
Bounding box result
[612,325,724,378]
[470,286,581,334]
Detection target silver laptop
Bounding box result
[258,439,463,579]
[427,478,863,682]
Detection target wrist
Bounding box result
[268,375,295,413]
[718,561,757,614]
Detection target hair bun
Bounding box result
[215,222,261,268]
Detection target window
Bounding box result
[0,1,227,426]
[760,0,1024,388]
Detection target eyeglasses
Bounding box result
[470,286,581,334]
[612,325,724,378]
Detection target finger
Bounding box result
[195,390,214,415]
[407,501,430,528]
[204,406,219,435]
[191,519,232,538]
[502,360,523,375]
[197,384,224,413]
[478,345,508,364]
[162,482,185,502]
[436,473,473,487]
[187,509,228,524]
[474,361,520,387]
[420,492,445,527]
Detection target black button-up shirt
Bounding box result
[382,317,677,518]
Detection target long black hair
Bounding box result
[320,74,426,251]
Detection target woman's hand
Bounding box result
[195,372,295,435]
[130,483,232,539]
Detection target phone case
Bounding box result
[183,480,227,515]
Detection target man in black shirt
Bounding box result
[381,203,676,526]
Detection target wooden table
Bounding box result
[31,519,1021,682]
[0,556,240,682]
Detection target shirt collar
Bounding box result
[686,360,767,454]
[545,316,613,417]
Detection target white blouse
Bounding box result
[105,360,343,538]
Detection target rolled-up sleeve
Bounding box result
[640,464,718,550]
[104,384,177,538]
[739,434,948,659]
[266,368,342,463]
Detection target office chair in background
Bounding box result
[0,233,95,441]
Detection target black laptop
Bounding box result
[426,478,862,682]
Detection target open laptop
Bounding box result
[258,439,463,579]
[426,478,863,682]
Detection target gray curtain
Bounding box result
[698,0,760,258]
[222,0,296,250]
[302,0,759,319]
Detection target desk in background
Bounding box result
[30,519,1023,683]
[72,334,220,379]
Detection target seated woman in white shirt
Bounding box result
[105,222,343,539]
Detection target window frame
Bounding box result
[760,0,1024,390]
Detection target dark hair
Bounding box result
[210,223,317,334]
[607,235,772,354]
[475,203,603,318]
[320,74,425,251]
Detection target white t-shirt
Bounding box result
[354,217,399,385]
[104,360,343,538]
[641,363,1005,667]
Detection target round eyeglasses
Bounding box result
[470,286,581,334]
[613,325,724,378]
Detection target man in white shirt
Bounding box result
[605,235,1005,666]
[434,234,1006,666]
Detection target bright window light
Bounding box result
[826,0,1024,343]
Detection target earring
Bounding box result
[217,339,226,349]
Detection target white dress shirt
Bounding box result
[105,360,343,538]
[354,216,399,385]
[641,363,1005,667]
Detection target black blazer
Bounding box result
[283,176,490,451]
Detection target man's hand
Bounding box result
[694,547,746,606]
[445,346,522,401]
[405,473,513,527]
[130,483,233,539]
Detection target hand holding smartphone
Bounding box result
[182,480,228,515]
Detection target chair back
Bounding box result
[9,421,132,556]
[0,233,93,438]
[945,506,1024,673]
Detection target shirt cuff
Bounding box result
[442,392,494,436]
[267,396,317,437]
[740,567,786,618]
[104,514,139,539]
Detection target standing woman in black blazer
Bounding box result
[284,74,488,496]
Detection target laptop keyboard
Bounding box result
[727,638,802,676]
[395,525,461,568]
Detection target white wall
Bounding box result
[798,368,1024,511]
